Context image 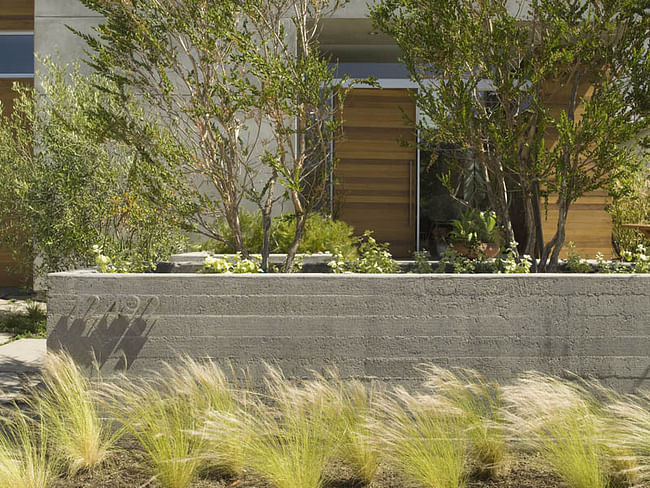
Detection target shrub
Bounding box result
[198,212,358,260]
[372,388,468,488]
[30,352,120,475]
[202,211,265,256]
[274,214,358,260]
[0,60,187,276]
[610,166,650,255]
[503,373,609,488]
[329,231,399,274]
[0,301,46,338]
[448,210,503,251]
[565,242,593,273]
[419,365,507,479]
[413,251,434,273]
[201,253,262,274]
[499,245,532,274]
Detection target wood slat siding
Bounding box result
[0,0,33,30]
[0,77,31,287]
[335,89,417,257]
[539,80,613,258]
[541,190,614,259]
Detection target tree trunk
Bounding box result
[493,171,517,252]
[531,181,545,271]
[538,195,568,272]
[284,191,307,272]
[225,206,249,258]
[548,200,569,271]
[523,189,538,258]
[260,175,278,272]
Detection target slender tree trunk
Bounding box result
[549,200,569,270]
[493,170,517,252]
[284,190,306,272]
[540,72,580,271]
[225,206,248,258]
[480,157,517,253]
[523,188,538,258]
[260,174,278,272]
[539,194,568,271]
[532,181,545,270]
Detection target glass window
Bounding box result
[0,34,34,77]
[331,63,410,79]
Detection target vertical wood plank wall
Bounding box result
[540,80,614,258]
[0,0,33,30]
[335,89,417,257]
[1,0,34,286]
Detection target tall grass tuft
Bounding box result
[206,366,339,488]
[605,391,650,485]
[503,373,608,488]
[0,410,58,488]
[419,365,506,478]
[104,359,239,488]
[299,371,382,483]
[371,387,468,488]
[163,357,245,474]
[30,352,119,475]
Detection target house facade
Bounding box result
[0,0,33,287]
[0,0,614,284]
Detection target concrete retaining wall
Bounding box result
[47,271,650,391]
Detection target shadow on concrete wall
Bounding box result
[48,315,153,372]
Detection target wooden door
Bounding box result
[334,89,417,257]
[0,78,32,287]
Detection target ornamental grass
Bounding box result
[419,364,507,479]
[372,387,468,488]
[503,373,609,488]
[0,410,58,488]
[28,352,120,475]
[102,358,239,488]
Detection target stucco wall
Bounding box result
[48,271,650,391]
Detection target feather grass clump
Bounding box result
[103,358,239,488]
[299,371,382,483]
[30,352,119,475]
[206,366,339,488]
[0,410,58,488]
[503,373,608,488]
[605,391,650,486]
[372,387,468,488]
[420,365,507,478]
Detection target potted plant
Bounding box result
[448,209,503,258]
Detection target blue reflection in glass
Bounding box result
[0,34,34,76]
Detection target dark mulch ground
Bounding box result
[51,444,564,488]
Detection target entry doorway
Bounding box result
[333,88,417,257]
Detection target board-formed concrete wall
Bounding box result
[47,271,650,391]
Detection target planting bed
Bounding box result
[50,448,562,488]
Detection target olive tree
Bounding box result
[371,0,649,270]
[76,0,347,271]
[0,62,187,275]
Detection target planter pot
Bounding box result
[451,242,500,258]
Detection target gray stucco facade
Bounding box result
[48,271,650,391]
